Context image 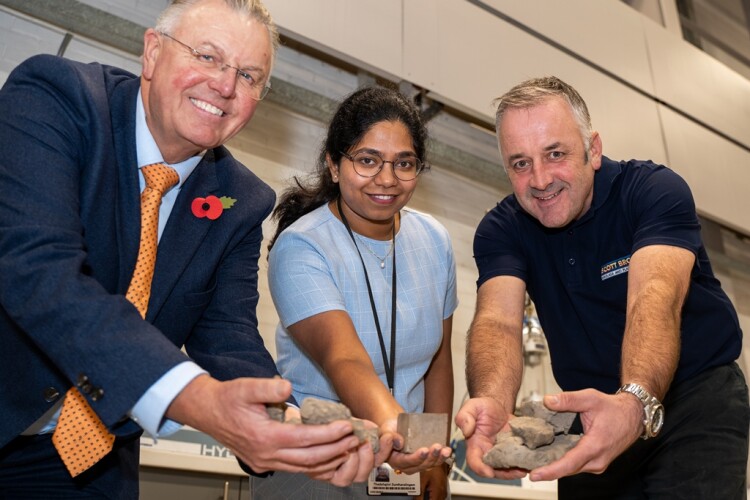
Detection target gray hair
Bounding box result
[494,76,593,160]
[155,0,279,65]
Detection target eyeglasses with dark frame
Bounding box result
[159,31,271,101]
[340,150,429,181]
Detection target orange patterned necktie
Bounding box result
[52,163,179,477]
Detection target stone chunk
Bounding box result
[300,399,351,424]
[481,401,580,470]
[483,432,581,470]
[265,402,287,422]
[508,417,554,450]
[297,398,379,453]
[515,401,576,434]
[397,413,449,453]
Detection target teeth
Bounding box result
[372,195,394,200]
[537,191,559,201]
[190,98,224,116]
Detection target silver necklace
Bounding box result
[355,234,394,269]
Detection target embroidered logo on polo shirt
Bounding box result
[601,254,631,281]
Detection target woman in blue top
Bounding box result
[253,87,457,499]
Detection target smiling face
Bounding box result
[140,0,272,163]
[330,120,419,240]
[499,96,602,228]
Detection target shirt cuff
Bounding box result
[130,361,207,438]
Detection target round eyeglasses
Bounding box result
[159,32,271,101]
[341,151,428,181]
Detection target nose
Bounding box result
[208,65,239,98]
[374,161,399,186]
[529,163,553,190]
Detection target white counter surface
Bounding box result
[139,428,556,499]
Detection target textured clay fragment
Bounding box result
[298,398,379,453]
[515,401,576,434]
[482,401,580,469]
[508,417,554,450]
[483,432,580,470]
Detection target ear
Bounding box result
[141,29,162,80]
[326,153,339,183]
[589,131,603,171]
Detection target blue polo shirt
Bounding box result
[474,157,742,393]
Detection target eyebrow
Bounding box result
[354,147,417,157]
[195,40,267,76]
[507,141,564,162]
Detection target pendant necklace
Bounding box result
[355,234,394,269]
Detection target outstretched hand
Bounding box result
[168,375,369,486]
[528,389,643,481]
[454,397,526,480]
[379,418,452,475]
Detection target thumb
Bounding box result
[238,376,292,404]
[544,390,590,413]
[455,409,476,438]
[543,393,563,411]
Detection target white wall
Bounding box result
[264,0,750,236]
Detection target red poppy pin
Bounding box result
[191,195,236,220]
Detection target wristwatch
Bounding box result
[616,383,665,439]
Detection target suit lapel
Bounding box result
[146,151,220,321]
[111,79,143,292]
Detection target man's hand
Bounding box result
[167,375,368,485]
[454,397,526,480]
[528,389,643,481]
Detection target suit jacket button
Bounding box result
[44,387,60,402]
[76,374,89,387]
[91,388,105,401]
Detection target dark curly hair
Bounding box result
[267,86,427,251]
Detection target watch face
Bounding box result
[647,404,665,437]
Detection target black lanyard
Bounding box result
[336,197,397,394]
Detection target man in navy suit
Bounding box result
[0,0,377,497]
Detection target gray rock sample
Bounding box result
[482,401,580,470]
[397,413,449,453]
[514,401,576,434]
[300,399,351,424]
[508,417,554,450]
[265,402,288,423]
[483,431,581,470]
[298,398,379,453]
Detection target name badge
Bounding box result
[367,463,420,496]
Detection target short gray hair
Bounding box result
[494,76,593,159]
[155,0,279,64]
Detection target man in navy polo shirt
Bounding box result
[455,76,748,499]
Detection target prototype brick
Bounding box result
[397,413,448,454]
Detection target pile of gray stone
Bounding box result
[267,399,379,452]
[482,401,581,470]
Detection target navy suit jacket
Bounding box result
[0,54,279,449]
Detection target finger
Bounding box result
[375,433,395,466]
[267,450,349,477]
[544,389,597,413]
[270,420,355,449]
[493,468,530,480]
[354,440,375,483]
[328,451,359,487]
[236,377,292,404]
[465,439,496,478]
[280,435,362,466]
[529,436,593,481]
[455,407,476,438]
